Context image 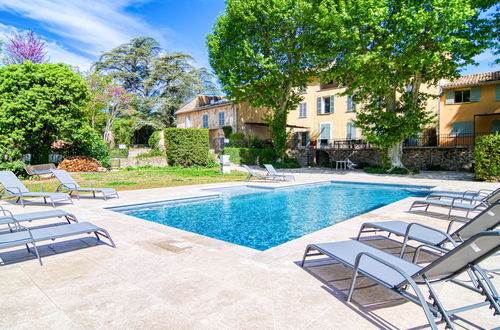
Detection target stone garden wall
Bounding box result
[288,146,474,171]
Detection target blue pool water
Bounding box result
[110,182,430,250]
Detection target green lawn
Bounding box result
[22,166,246,192]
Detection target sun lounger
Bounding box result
[301,231,500,330]
[427,187,499,203]
[242,165,275,181]
[0,206,77,226]
[263,164,295,181]
[0,171,72,207]
[51,169,118,201]
[357,203,500,257]
[409,188,500,218]
[0,219,115,265]
[346,159,358,170]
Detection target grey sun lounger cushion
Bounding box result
[242,165,274,181]
[427,188,498,202]
[263,164,295,181]
[51,169,118,200]
[0,222,115,265]
[0,171,72,207]
[301,231,500,330]
[0,208,77,226]
[357,203,500,256]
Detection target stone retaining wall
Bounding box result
[110,157,167,168]
[288,146,474,171]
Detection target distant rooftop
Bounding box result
[175,95,231,115]
[441,71,500,88]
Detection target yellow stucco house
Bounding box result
[439,71,500,145]
[176,79,440,151]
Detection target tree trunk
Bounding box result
[387,142,405,168]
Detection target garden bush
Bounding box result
[112,118,135,145]
[229,132,245,147]
[258,148,277,165]
[363,166,419,175]
[273,157,301,169]
[165,128,209,167]
[222,126,233,138]
[248,134,264,148]
[148,131,162,150]
[110,148,129,159]
[136,149,165,158]
[0,160,27,178]
[222,147,260,165]
[475,133,500,181]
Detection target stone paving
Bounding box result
[0,168,498,329]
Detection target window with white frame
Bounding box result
[202,114,209,128]
[319,122,331,146]
[186,115,191,128]
[317,96,334,114]
[346,95,356,111]
[218,112,225,126]
[299,103,307,118]
[301,131,309,147]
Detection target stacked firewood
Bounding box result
[57,156,103,172]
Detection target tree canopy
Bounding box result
[0,62,108,163]
[316,0,496,167]
[3,30,48,65]
[207,0,327,156]
[93,37,217,128]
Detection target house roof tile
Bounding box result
[441,71,500,88]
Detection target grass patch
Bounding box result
[22,166,246,192]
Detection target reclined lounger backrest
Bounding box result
[0,171,30,193]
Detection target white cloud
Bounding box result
[0,23,94,70]
[0,0,169,66]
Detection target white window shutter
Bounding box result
[329,95,334,113]
[445,90,455,104]
[317,97,322,114]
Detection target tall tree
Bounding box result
[317,0,496,168]
[3,30,48,65]
[93,37,217,128]
[207,0,326,157]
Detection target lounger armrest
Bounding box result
[0,208,16,224]
[412,243,447,264]
[446,218,467,234]
[353,252,416,288]
[5,186,22,195]
[59,183,78,190]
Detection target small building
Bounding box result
[440,71,500,145]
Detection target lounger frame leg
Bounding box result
[422,276,454,329]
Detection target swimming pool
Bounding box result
[110,181,430,250]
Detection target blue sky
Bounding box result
[0,0,497,75]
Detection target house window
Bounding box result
[450,121,473,136]
[202,114,209,128]
[319,122,332,147]
[454,89,470,103]
[218,112,225,126]
[301,131,309,147]
[186,116,191,128]
[346,95,356,112]
[346,122,356,140]
[299,103,307,118]
[317,96,334,114]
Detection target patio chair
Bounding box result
[0,206,77,226]
[263,164,295,181]
[242,165,274,181]
[0,171,72,208]
[347,159,358,170]
[409,188,500,218]
[0,218,115,266]
[301,231,500,330]
[356,203,500,257]
[51,169,119,201]
[426,187,499,203]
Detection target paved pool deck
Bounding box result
[1,169,498,329]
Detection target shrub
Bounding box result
[258,148,277,165]
[57,156,102,172]
[273,157,301,169]
[112,118,135,145]
[222,147,260,165]
[148,131,162,150]
[229,132,245,147]
[222,126,233,138]
[70,126,110,167]
[207,152,219,168]
[165,128,209,167]
[475,133,500,181]
[363,166,419,175]
[248,134,264,148]
[0,160,27,178]
[110,148,129,159]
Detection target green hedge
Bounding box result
[165,128,209,167]
[475,134,500,181]
[222,147,260,165]
[0,160,27,178]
